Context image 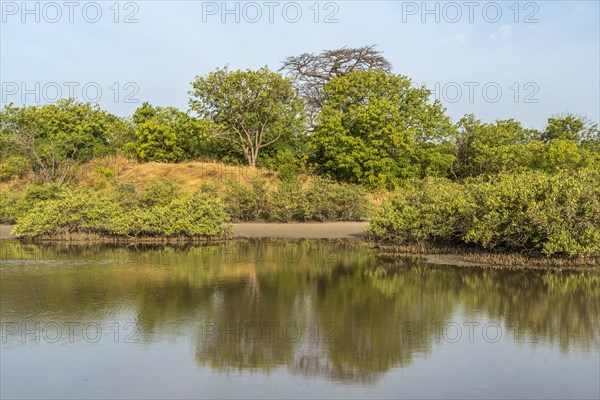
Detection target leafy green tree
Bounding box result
[189,67,304,167]
[541,114,599,144]
[532,138,599,172]
[0,99,127,184]
[451,114,539,178]
[309,70,454,189]
[126,102,214,162]
[255,131,309,179]
[452,114,599,177]
[535,114,599,172]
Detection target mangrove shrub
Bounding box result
[368,169,600,256]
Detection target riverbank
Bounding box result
[233,222,368,239]
[0,222,369,241]
[2,223,598,268]
[375,245,600,269]
[0,224,14,240]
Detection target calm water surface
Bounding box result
[1,239,599,399]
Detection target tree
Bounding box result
[0,99,126,184]
[126,102,215,162]
[189,67,304,167]
[541,114,599,144]
[309,70,454,189]
[280,45,392,123]
[451,115,540,178]
[535,114,600,172]
[451,114,600,177]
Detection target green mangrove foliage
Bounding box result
[223,179,270,221]
[367,178,474,244]
[368,169,600,256]
[224,177,369,222]
[10,182,231,239]
[3,176,368,238]
[0,182,65,223]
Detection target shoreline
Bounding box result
[2,223,598,268]
[0,222,369,241]
[0,224,15,240]
[375,247,600,269]
[232,221,369,239]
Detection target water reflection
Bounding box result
[1,239,599,385]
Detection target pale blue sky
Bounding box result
[1,0,599,129]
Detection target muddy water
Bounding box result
[1,239,598,399]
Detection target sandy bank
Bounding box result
[0,222,369,241]
[232,222,369,239]
[0,224,14,240]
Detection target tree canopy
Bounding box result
[451,114,599,178]
[0,46,597,189]
[189,66,304,167]
[309,70,454,189]
[126,102,215,162]
[0,99,126,184]
[541,113,599,144]
[280,45,392,122]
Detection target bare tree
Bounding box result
[8,128,76,185]
[280,45,392,123]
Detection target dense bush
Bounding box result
[269,179,312,221]
[13,190,120,237]
[368,169,600,256]
[11,184,231,239]
[0,191,22,223]
[223,179,269,221]
[367,178,473,244]
[138,180,181,207]
[4,177,369,236]
[304,177,370,221]
[464,169,600,256]
[106,190,230,237]
[258,145,306,182]
[223,177,369,222]
[0,183,65,223]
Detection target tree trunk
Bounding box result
[247,150,258,167]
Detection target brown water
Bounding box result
[1,239,599,399]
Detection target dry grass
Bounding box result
[366,191,394,207]
[0,171,34,192]
[1,156,387,211]
[0,156,281,195]
[75,155,280,193]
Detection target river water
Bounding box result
[1,239,598,399]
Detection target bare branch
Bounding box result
[280,45,392,123]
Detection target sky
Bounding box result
[1,0,599,130]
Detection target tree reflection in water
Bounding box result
[1,239,598,383]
